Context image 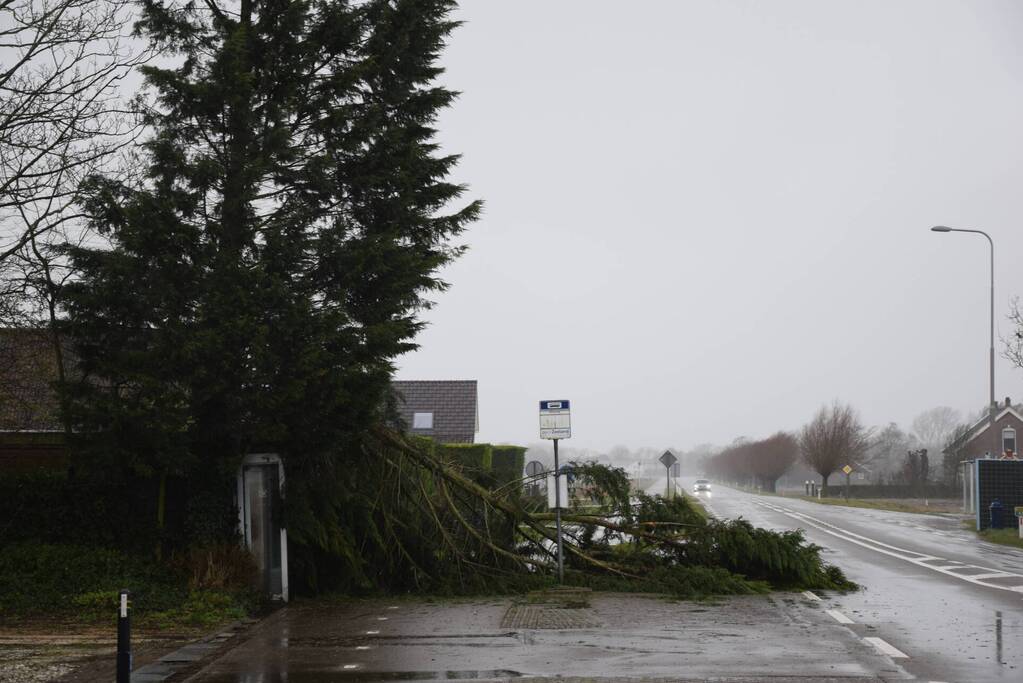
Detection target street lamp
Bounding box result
[930,225,997,458]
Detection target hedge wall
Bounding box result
[0,469,237,553]
[437,443,493,479]
[491,446,527,493]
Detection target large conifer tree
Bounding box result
[61,0,479,579]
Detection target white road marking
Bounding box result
[343,664,359,669]
[355,646,371,650]
[826,609,854,624]
[366,630,379,635]
[802,591,821,601]
[863,636,909,659]
[751,500,1023,595]
[377,616,388,621]
[968,572,1015,580]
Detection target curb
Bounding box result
[130,617,259,683]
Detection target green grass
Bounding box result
[781,495,960,515]
[679,491,710,520]
[961,519,1023,550]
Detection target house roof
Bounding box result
[391,380,478,444]
[961,404,1023,443]
[1,329,480,444]
[0,328,69,432]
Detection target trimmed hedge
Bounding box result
[437,443,493,478]
[0,469,237,552]
[491,445,527,493]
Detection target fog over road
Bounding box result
[661,477,1023,683]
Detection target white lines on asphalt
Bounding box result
[752,500,1023,595]
[968,572,1016,580]
[343,664,360,669]
[802,591,821,601]
[355,646,371,650]
[863,637,909,659]
[377,617,389,621]
[387,606,399,610]
[825,609,855,625]
[366,630,380,635]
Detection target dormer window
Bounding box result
[1003,427,1016,455]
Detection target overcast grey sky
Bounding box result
[395,0,1023,451]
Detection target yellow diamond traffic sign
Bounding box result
[842,465,853,475]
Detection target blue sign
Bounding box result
[540,400,570,410]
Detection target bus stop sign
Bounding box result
[540,400,571,440]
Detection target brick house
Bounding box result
[2,329,481,463]
[954,398,1022,461]
[0,329,70,471]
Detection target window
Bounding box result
[412,412,434,430]
[1003,427,1016,455]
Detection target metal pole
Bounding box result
[988,233,997,459]
[116,589,131,683]
[553,438,564,583]
[932,227,996,457]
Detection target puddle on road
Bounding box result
[201,671,525,682]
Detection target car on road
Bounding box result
[693,479,711,493]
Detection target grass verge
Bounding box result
[961,519,1023,550]
[780,495,960,515]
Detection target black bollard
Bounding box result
[117,589,131,683]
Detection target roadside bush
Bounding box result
[175,543,257,590]
[0,542,256,626]
[0,542,185,614]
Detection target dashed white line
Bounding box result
[825,609,854,624]
[802,591,821,601]
[752,500,1023,595]
[863,636,909,659]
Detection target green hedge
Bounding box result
[0,469,237,553]
[437,443,493,478]
[491,446,526,493]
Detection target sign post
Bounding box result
[116,589,131,683]
[540,400,571,583]
[659,450,678,499]
[842,464,853,501]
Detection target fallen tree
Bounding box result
[361,427,855,597]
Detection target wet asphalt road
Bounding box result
[671,477,1023,683]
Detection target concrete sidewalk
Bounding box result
[182,591,912,682]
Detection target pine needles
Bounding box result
[309,427,858,598]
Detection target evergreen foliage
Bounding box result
[49,0,857,599]
[59,0,479,573]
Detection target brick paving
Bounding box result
[500,604,602,629]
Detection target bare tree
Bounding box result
[911,407,961,450]
[1006,297,1023,371]
[749,432,798,492]
[941,424,973,488]
[865,422,917,482]
[800,402,871,490]
[0,0,145,327]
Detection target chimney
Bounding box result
[1006,397,1012,408]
